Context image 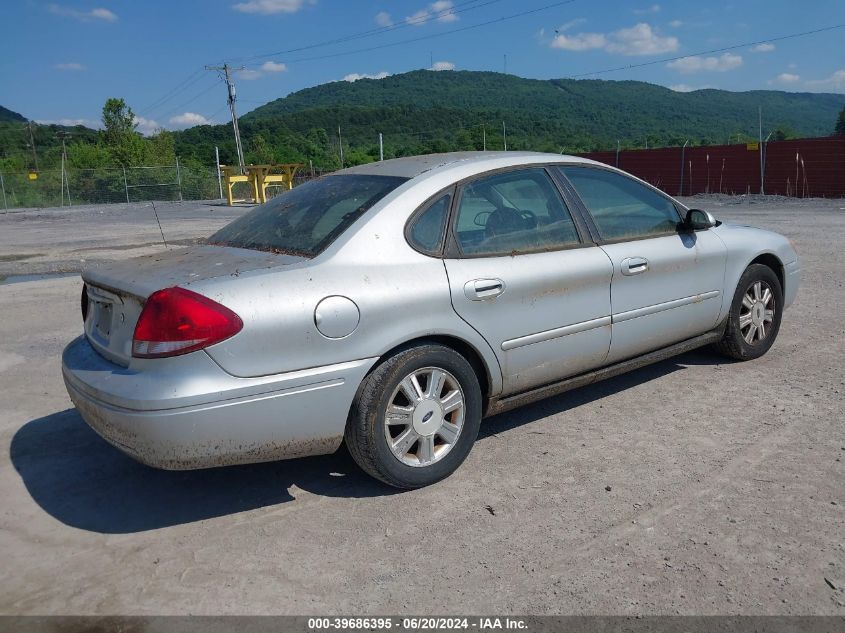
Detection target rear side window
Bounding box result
[408,193,451,255]
[209,174,407,257]
[454,168,580,256]
[559,167,681,240]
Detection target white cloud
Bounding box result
[232,0,310,15]
[343,71,391,82]
[90,8,117,21]
[375,11,392,27]
[769,72,800,85]
[551,22,677,56]
[750,43,775,53]
[667,53,743,73]
[35,118,102,129]
[669,19,683,27]
[556,18,586,32]
[606,23,678,55]
[805,68,845,91]
[669,83,713,92]
[406,8,430,26]
[169,112,213,128]
[232,62,286,81]
[237,69,264,80]
[261,61,287,72]
[431,61,455,71]
[633,4,660,14]
[431,0,457,22]
[55,62,85,71]
[135,117,161,136]
[48,4,117,22]
[406,1,457,26]
[551,32,607,51]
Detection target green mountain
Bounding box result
[3,71,844,172]
[0,105,26,123]
[173,70,845,168]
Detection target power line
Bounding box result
[157,78,220,121]
[235,0,502,64]
[139,67,206,116]
[273,0,578,65]
[568,22,845,78]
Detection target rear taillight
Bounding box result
[81,284,89,323]
[132,287,243,359]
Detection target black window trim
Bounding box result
[555,164,692,246]
[442,164,596,260]
[404,186,457,258]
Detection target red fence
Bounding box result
[579,137,845,198]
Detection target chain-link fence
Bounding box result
[0,164,225,210]
[0,164,333,211]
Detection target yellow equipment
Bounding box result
[220,163,305,206]
[220,165,254,206]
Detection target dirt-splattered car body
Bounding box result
[62,152,799,470]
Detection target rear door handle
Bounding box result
[621,257,649,275]
[464,278,505,301]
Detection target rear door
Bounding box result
[557,165,727,364]
[443,167,613,396]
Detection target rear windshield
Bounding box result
[209,174,408,257]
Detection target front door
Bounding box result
[558,166,727,364]
[444,167,614,395]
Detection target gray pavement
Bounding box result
[0,195,843,615]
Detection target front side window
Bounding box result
[559,166,681,241]
[209,174,407,257]
[453,168,580,256]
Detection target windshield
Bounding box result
[209,174,408,257]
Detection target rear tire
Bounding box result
[345,344,482,489]
[712,263,783,361]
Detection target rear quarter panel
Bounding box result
[186,180,504,395]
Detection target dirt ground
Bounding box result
[0,195,843,615]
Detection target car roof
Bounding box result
[339,151,595,179]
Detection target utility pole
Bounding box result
[502,121,507,151]
[482,124,486,151]
[678,140,689,196]
[338,126,344,168]
[27,121,39,172]
[215,146,223,199]
[379,132,384,161]
[758,106,764,195]
[56,131,71,206]
[206,63,246,173]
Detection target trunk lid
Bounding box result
[81,245,307,366]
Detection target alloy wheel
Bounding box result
[383,366,466,467]
[739,280,776,344]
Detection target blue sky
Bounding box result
[1,0,844,134]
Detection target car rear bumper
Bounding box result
[61,335,377,469]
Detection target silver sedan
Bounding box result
[62,152,800,488]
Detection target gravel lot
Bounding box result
[0,195,843,615]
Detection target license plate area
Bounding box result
[85,286,118,347]
[93,301,113,341]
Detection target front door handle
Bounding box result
[621,257,649,276]
[464,278,505,301]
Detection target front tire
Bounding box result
[712,263,783,361]
[345,344,482,489]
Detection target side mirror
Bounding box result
[683,208,718,230]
